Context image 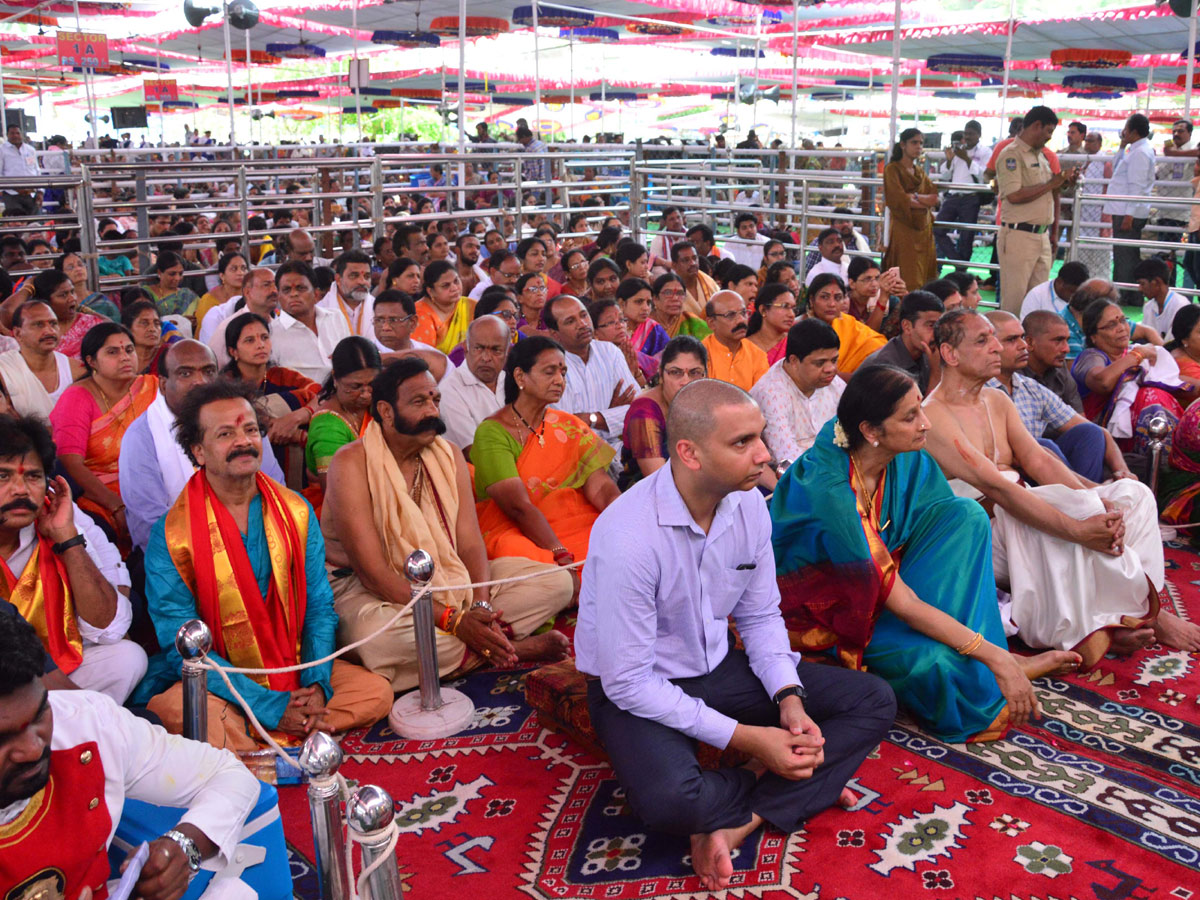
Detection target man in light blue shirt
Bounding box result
[576,379,894,892]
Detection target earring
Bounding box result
[872,441,880,447]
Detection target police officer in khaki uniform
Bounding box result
[995,107,1080,314]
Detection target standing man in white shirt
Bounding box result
[545,294,636,456]
[1155,118,1196,282]
[750,318,845,467]
[439,315,508,455]
[0,124,42,217]
[934,125,987,268]
[1102,114,1157,304]
[577,379,894,892]
[268,261,352,383]
[318,249,374,340]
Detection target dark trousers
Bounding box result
[1185,231,1200,288]
[1112,216,1148,304]
[1037,422,1107,483]
[1,192,38,218]
[934,192,983,265]
[587,649,896,836]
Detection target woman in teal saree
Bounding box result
[771,365,1079,742]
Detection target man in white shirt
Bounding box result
[804,228,850,287]
[203,267,277,365]
[723,213,768,268]
[439,316,508,455]
[1102,113,1157,304]
[546,295,636,455]
[0,415,144,703]
[1155,118,1196,278]
[1135,256,1191,338]
[0,301,83,421]
[751,318,845,467]
[1018,261,1090,322]
[318,249,375,340]
[648,206,685,265]
[468,248,522,301]
[268,261,352,383]
[0,614,270,899]
[0,124,42,217]
[934,123,987,266]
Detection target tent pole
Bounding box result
[457,0,466,209]
[998,0,1015,132]
[222,1,236,152]
[752,10,762,130]
[790,0,799,149]
[1188,0,1198,117]
[1145,64,1153,115]
[887,0,901,146]
[353,0,362,141]
[569,38,575,141]
[533,0,541,134]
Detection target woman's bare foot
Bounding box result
[839,786,858,809]
[1110,627,1157,656]
[513,630,571,662]
[690,815,761,891]
[1014,650,1081,679]
[1153,611,1200,652]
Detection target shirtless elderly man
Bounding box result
[923,308,1200,665]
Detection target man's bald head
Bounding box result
[1023,309,1067,340]
[984,310,1017,328]
[704,289,743,319]
[1069,278,1118,312]
[467,313,510,348]
[161,339,220,413]
[666,378,755,457]
[287,228,316,261]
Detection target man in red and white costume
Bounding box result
[0,614,261,900]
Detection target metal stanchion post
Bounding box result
[346,785,403,900]
[370,159,385,244]
[299,732,349,900]
[386,549,475,739]
[175,620,212,743]
[1147,414,1172,497]
[237,167,250,261]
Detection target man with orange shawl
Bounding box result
[132,380,392,752]
[322,356,574,691]
[0,414,147,703]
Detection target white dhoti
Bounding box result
[991,479,1163,660]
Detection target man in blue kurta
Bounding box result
[131,379,391,751]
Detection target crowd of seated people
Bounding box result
[8,140,1200,896]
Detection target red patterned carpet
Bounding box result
[278,544,1200,898]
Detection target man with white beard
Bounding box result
[319,249,375,341]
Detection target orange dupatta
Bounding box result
[163,470,310,691]
[83,374,159,485]
[0,540,82,673]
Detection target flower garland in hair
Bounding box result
[833,421,850,450]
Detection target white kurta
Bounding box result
[991,479,1163,651]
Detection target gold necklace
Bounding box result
[850,453,890,533]
[510,404,545,447]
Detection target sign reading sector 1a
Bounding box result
[57,31,110,69]
[144,79,179,102]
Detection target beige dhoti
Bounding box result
[331,558,573,691]
[146,658,394,753]
[991,478,1163,667]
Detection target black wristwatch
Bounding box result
[773,684,808,705]
[51,534,86,555]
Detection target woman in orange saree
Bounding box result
[49,322,157,550]
[472,336,619,567]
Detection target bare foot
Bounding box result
[1015,650,1081,679]
[1153,611,1200,652]
[839,786,858,809]
[1110,627,1156,656]
[690,815,760,891]
[512,630,570,662]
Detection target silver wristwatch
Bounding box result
[164,829,201,874]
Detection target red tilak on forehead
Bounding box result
[234,413,246,426]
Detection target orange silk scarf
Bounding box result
[0,539,82,673]
[164,470,309,690]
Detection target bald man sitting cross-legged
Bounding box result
[922,308,1200,666]
[577,378,895,892]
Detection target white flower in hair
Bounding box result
[833,420,850,449]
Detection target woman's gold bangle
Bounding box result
[955,632,985,656]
